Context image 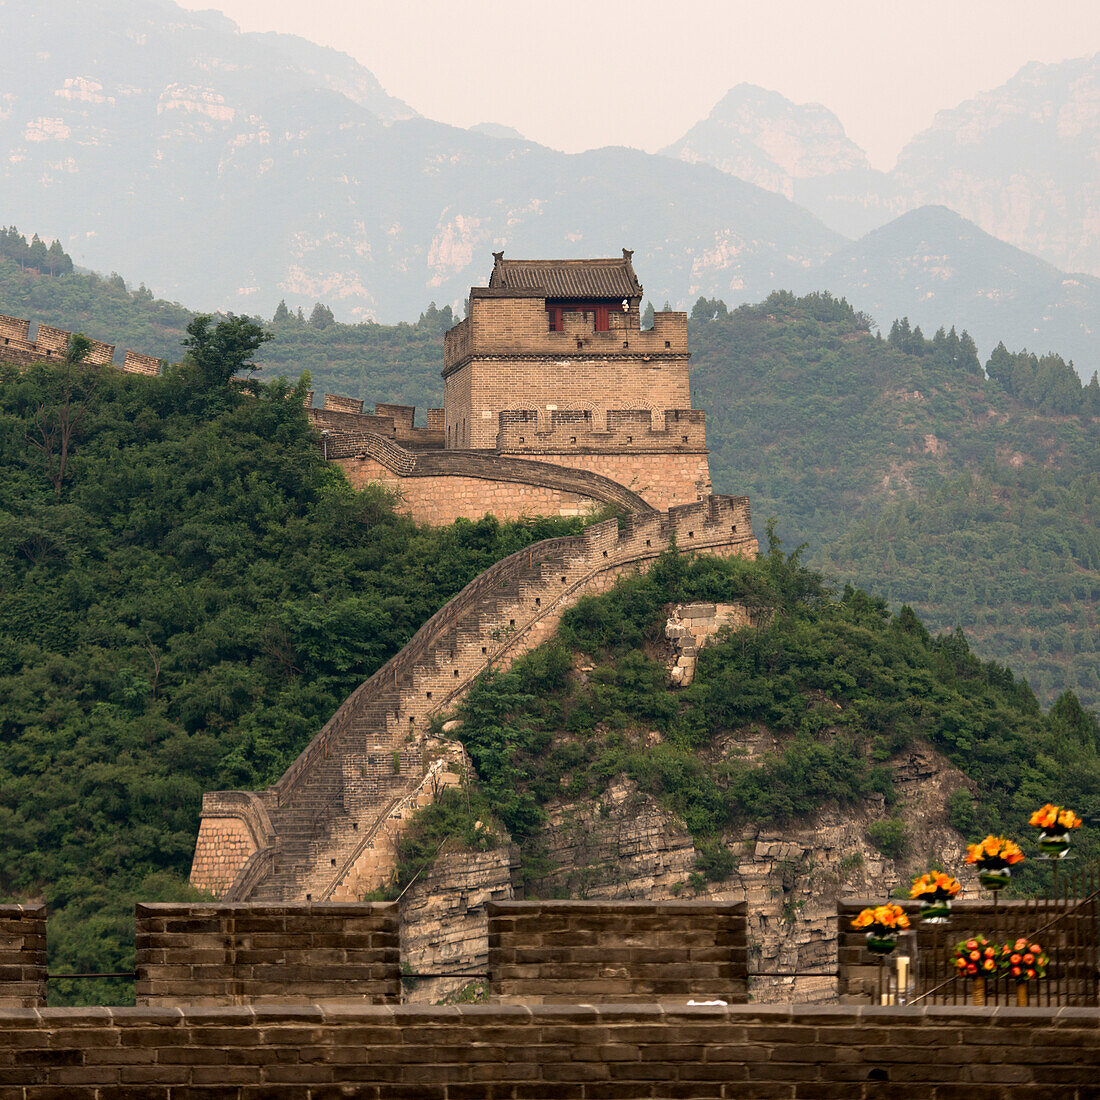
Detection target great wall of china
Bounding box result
[189,496,758,904]
[1,255,763,913]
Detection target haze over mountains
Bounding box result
[1,0,1097,377]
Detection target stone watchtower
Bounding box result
[441,250,711,509]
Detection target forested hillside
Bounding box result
[0,344,582,1003]
[0,256,445,411]
[3,255,1097,706]
[398,542,1099,903]
[690,294,1100,709]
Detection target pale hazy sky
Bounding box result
[177,0,1100,169]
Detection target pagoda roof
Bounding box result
[488,249,642,299]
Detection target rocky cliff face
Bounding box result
[396,601,979,1005]
[399,739,977,1005]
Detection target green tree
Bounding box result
[179,314,271,390]
[309,302,335,329]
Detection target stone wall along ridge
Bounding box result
[0,312,165,374]
[192,496,756,902]
[324,429,657,513]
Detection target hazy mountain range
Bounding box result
[1,0,1097,376]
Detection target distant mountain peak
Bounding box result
[662,84,870,202]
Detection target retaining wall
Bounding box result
[0,1003,1096,1097]
[488,900,748,1004]
[135,903,399,1006]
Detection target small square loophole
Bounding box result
[665,340,670,348]
[535,597,541,606]
[482,646,488,654]
[509,619,515,627]
[688,531,694,538]
[426,691,432,699]
[454,669,460,677]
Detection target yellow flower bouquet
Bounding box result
[910,871,961,923]
[852,903,910,956]
[1029,804,1082,858]
[965,835,1024,891]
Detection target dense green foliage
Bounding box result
[690,291,1100,708]
[4,258,1097,701]
[0,348,583,1002]
[447,543,1099,896]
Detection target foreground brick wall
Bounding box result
[488,901,748,1004]
[0,905,46,1008]
[0,1003,1096,1097]
[135,903,399,1006]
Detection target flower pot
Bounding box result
[978,866,1011,891]
[1016,984,1029,1007]
[1038,830,1071,858]
[918,897,952,924]
[865,931,898,956]
[971,975,986,1006]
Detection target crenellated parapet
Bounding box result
[0,313,159,374]
[497,407,707,452]
[190,495,757,904]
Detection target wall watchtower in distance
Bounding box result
[441,250,710,508]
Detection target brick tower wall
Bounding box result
[190,498,757,903]
[443,296,690,449]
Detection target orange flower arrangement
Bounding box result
[1029,804,1082,831]
[952,934,998,977]
[910,871,962,901]
[965,836,1025,869]
[997,938,1049,983]
[851,904,911,932]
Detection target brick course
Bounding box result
[488,901,748,1004]
[0,1002,1096,1097]
[135,903,399,1006]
